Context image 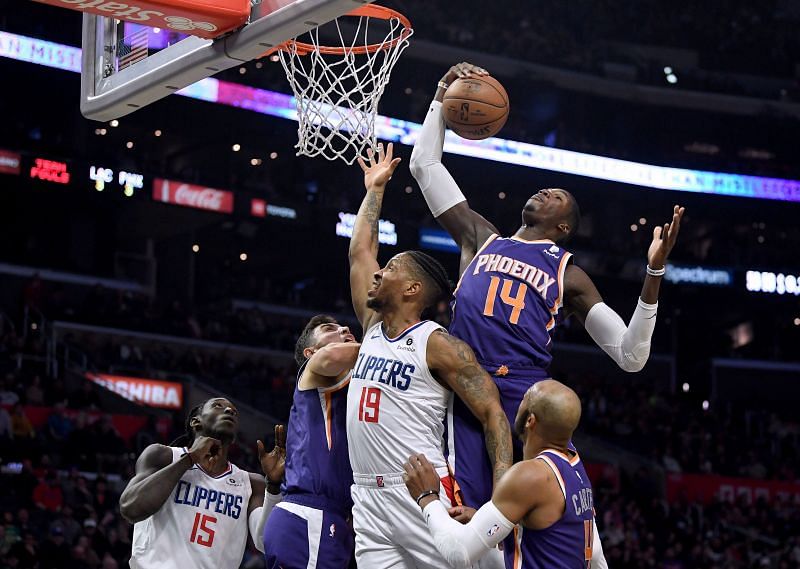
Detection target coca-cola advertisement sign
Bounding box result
[153,178,234,213]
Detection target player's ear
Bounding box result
[405,280,422,298]
[557,222,570,236]
[303,346,315,360]
[189,415,202,430]
[527,412,536,431]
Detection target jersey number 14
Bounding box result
[483,277,527,324]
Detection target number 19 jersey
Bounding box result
[450,235,573,372]
[130,447,252,569]
[346,320,449,477]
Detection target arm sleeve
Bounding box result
[583,299,657,372]
[592,518,609,569]
[409,100,467,217]
[248,490,282,553]
[422,500,515,569]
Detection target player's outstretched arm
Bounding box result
[427,331,513,483]
[119,441,208,523]
[403,455,542,568]
[248,424,286,553]
[349,143,401,331]
[565,205,685,372]
[306,342,362,379]
[409,62,499,274]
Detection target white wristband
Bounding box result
[646,265,666,277]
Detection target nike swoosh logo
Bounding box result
[370,334,381,339]
[644,314,657,319]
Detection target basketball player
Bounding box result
[262,315,360,568]
[347,142,513,568]
[409,62,684,510]
[120,397,286,569]
[403,380,605,569]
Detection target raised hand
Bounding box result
[648,205,685,270]
[357,142,401,192]
[441,61,489,84]
[258,424,286,486]
[187,436,222,469]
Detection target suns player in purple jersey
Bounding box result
[347,142,512,568]
[404,380,604,569]
[410,62,683,516]
[262,315,360,569]
[120,397,285,569]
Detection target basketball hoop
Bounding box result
[272,4,413,164]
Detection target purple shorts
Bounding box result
[263,502,353,569]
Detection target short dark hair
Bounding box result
[404,251,454,309]
[560,193,581,244]
[169,398,210,447]
[294,315,337,366]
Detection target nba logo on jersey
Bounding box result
[376,476,384,488]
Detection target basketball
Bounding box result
[442,75,509,140]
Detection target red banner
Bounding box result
[153,178,234,213]
[0,149,21,175]
[667,473,800,505]
[86,373,183,410]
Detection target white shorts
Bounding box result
[351,471,461,569]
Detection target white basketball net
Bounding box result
[277,12,412,164]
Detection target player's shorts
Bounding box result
[448,366,550,508]
[350,469,456,569]
[263,497,354,569]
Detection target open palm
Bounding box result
[358,142,402,190]
[648,205,685,269]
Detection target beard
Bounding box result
[366,296,385,311]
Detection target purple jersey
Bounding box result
[282,363,353,515]
[505,450,595,569]
[450,235,573,373]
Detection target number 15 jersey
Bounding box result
[130,447,252,569]
[346,320,449,477]
[450,235,573,372]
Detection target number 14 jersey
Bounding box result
[346,320,449,477]
[450,235,573,372]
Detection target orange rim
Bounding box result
[273,4,412,56]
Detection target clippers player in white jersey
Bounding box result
[347,143,513,569]
[120,397,286,569]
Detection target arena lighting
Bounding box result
[336,212,397,245]
[745,270,800,296]
[682,382,690,392]
[3,31,800,203]
[30,157,70,184]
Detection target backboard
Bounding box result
[78,0,374,121]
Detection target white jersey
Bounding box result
[130,447,252,569]
[347,320,450,476]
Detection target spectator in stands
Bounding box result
[45,378,68,406]
[0,375,20,406]
[32,470,64,513]
[92,477,113,516]
[7,531,38,568]
[46,401,73,444]
[64,413,95,470]
[24,375,44,406]
[10,403,35,440]
[0,404,12,441]
[94,415,127,473]
[38,524,71,569]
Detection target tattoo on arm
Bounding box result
[436,333,513,481]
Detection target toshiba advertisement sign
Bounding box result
[152,178,234,214]
[86,373,183,409]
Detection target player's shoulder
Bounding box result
[494,459,551,508]
[137,443,176,469]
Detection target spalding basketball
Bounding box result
[442,75,509,140]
